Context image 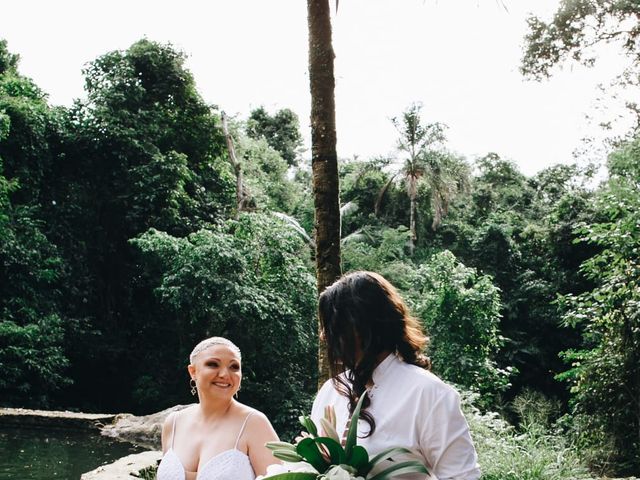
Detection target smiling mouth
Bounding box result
[212,382,232,388]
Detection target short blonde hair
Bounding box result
[189,337,241,364]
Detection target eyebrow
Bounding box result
[202,356,240,363]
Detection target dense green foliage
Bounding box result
[467,389,594,480]
[1,35,639,476]
[246,106,303,167]
[131,213,317,440]
[0,41,70,406]
[411,251,509,405]
[235,129,301,213]
[556,138,640,475]
[0,38,317,439]
[51,39,239,412]
[451,157,597,399]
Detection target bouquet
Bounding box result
[258,394,428,480]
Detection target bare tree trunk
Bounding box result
[374,173,398,217]
[307,0,341,387]
[409,195,417,255]
[221,112,246,217]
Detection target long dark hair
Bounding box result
[318,271,430,436]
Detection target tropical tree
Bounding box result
[132,213,318,439]
[557,137,640,475]
[383,103,469,253]
[50,39,235,411]
[0,43,70,406]
[521,0,640,79]
[307,0,341,382]
[246,106,304,167]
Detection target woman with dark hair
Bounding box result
[311,271,480,480]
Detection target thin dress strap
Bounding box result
[170,411,178,449]
[234,411,255,449]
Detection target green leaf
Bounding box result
[346,444,369,473]
[367,460,429,480]
[344,392,368,460]
[296,437,329,473]
[258,473,319,480]
[369,446,416,466]
[314,436,346,465]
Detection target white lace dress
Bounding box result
[157,411,256,480]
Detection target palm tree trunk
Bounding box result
[409,193,417,255]
[408,176,418,255]
[307,0,341,387]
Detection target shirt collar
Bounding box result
[371,352,397,386]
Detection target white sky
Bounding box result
[0,0,631,176]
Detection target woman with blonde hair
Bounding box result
[157,337,279,480]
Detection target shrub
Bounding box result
[410,251,511,405]
[131,213,318,440]
[462,390,594,480]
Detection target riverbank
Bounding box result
[0,407,117,430]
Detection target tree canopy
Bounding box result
[521,0,640,79]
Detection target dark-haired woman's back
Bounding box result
[314,271,480,479]
[311,353,480,479]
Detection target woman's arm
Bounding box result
[419,387,481,480]
[246,412,281,475]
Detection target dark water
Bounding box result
[0,427,146,480]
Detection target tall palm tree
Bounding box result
[385,103,469,253]
[307,0,341,384]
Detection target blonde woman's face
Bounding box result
[188,345,242,398]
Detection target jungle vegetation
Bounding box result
[1,1,639,473]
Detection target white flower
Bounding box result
[288,462,318,473]
[323,465,362,480]
[256,461,318,479]
[258,463,289,478]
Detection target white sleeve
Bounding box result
[419,386,481,480]
[310,379,334,428]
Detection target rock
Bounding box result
[100,404,193,450]
[80,450,162,480]
[0,407,116,430]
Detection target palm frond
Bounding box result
[272,211,314,247]
[340,201,359,217]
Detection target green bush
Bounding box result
[556,137,640,476]
[410,251,511,405]
[462,390,593,480]
[343,236,510,406]
[131,213,318,440]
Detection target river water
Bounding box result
[0,427,146,479]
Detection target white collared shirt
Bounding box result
[311,354,481,480]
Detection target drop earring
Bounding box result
[190,378,197,396]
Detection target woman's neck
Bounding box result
[197,397,234,422]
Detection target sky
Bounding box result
[0,0,631,176]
